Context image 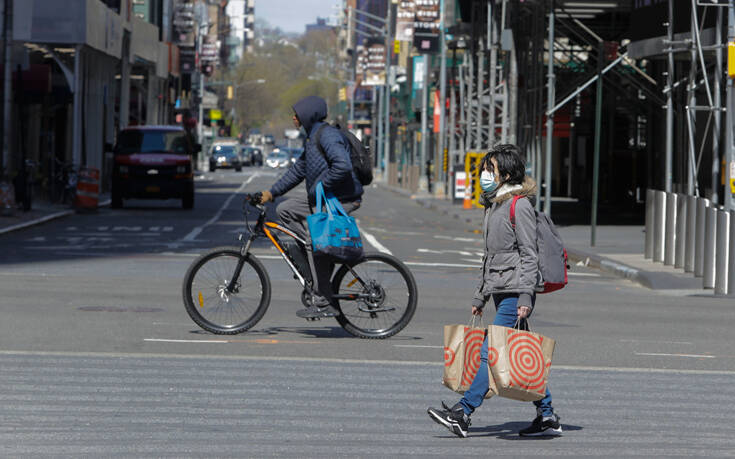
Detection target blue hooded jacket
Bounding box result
[269,96,364,205]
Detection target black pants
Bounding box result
[276,195,361,302]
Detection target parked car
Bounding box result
[111,125,198,209]
[241,146,263,166]
[209,142,242,171]
[264,134,275,145]
[265,149,290,169]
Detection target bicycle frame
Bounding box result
[227,202,371,303]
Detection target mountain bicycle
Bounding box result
[182,193,418,339]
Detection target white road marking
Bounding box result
[621,339,693,345]
[144,338,229,344]
[0,210,74,235]
[393,345,444,349]
[433,235,478,242]
[359,228,393,255]
[568,272,600,277]
[2,350,733,375]
[181,173,259,242]
[405,261,480,268]
[635,352,715,359]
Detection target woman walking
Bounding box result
[427,144,562,438]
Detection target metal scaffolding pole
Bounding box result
[726,2,734,212]
[382,2,392,180]
[419,55,430,192]
[712,6,723,205]
[665,0,674,193]
[686,3,699,196]
[544,6,555,216]
[488,0,496,146]
[591,41,604,247]
[437,0,447,195]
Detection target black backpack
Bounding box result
[314,123,373,186]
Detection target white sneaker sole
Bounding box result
[427,409,468,438]
[520,426,563,437]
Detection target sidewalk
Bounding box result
[377,182,708,292]
[0,195,110,236]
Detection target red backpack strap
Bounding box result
[509,195,522,229]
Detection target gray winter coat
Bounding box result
[472,177,540,310]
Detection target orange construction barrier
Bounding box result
[75,167,100,211]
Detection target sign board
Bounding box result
[363,43,386,86]
[210,109,222,120]
[413,0,440,54]
[396,0,415,41]
[454,171,466,199]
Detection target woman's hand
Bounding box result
[472,306,483,316]
[517,306,531,319]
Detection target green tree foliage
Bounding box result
[226,25,343,140]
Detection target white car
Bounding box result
[265,149,290,168]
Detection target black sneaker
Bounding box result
[296,296,339,319]
[427,402,470,438]
[519,413,562,437]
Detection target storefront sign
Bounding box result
[396,0,415,41]
[413,0,440,54]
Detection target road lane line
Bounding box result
[144,338,229,344]
[393,345,443,349]
[359,227,393,255]
[635,352,715,358]
[405,262,480,268]
[181,173,259,242]
[2,350,734,374]
[621,339,693,345]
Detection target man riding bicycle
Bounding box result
[258,95,364,320]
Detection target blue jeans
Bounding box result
[458,294,554,417]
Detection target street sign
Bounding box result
[363,43,386,86]
[413,0,440,54]
[210,109,222,120]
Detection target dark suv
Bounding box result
[111,126,199,209]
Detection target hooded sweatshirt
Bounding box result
[269,96,363,205]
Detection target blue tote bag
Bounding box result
[306,182,363,262]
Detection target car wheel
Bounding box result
[111,190,123,209]
[183,189,194,209]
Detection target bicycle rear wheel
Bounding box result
[182,247,271,334]
[331,252,417,339]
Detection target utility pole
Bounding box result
[383,1,392,181]
[665,0,674,193]
[419,55,430,192]
[2,0,12,173]
[591,41,604,247]
[544,5,555,216]
[436,0,447,197]
[725,1,734,212]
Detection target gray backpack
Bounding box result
[510,196,568,293]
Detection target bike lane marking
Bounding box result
[180,172,259,243]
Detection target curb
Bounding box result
[0,199,111,236]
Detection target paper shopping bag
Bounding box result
[487,322,555,402]
[442,322,496,399]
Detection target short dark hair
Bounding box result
[482,144,526,185]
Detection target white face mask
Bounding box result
[480,170,497,193]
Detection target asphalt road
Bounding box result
[1,168,733,457]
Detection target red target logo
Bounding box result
[507,330,548,393]
[460,328,485,386]
[444,347,456,367]
[488,347,499,367]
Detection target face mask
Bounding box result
[480,170,497,193]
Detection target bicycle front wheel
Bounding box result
[331,252,417,339]
[182,247,271,334]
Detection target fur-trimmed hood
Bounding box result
[491,176,538,204]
